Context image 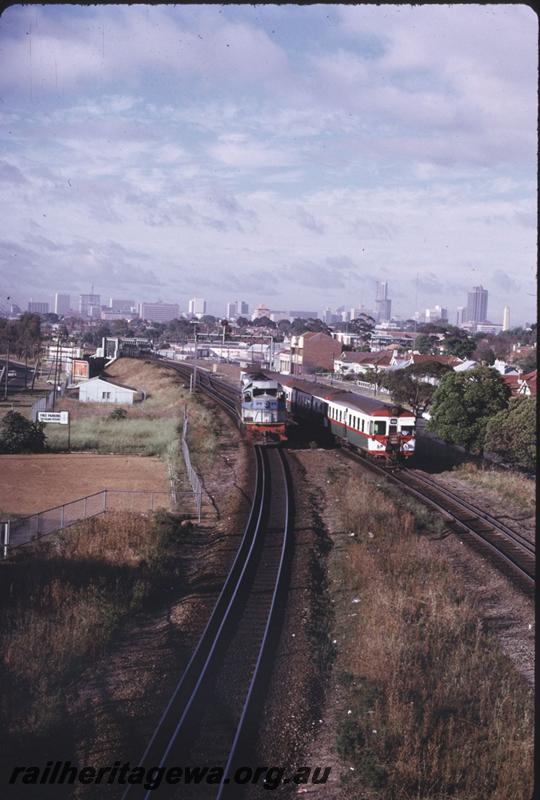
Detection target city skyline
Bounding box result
[0,5,536,324]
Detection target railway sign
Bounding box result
[38,411,69,425]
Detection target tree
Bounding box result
[414,333,436,354]
[0,411,47,453]
[252,315,276,329]
[515,351,537,373]
[428,367,511,454]
[485,397,536,471]
[441,331,476,359]
[380,361,452,418]
[472,339,496,365]
[236,316,249,328]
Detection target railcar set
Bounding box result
[240,369,416,461]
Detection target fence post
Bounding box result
[84,496,88,518]
[36,513,41,539]
[3,521,9,559]
[60,504,65,530]
[103,491,108,513]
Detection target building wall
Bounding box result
[294,333,341,374]
[79,379,135,404]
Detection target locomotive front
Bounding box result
[240,371,287,442]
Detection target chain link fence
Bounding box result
[1,489,178,557]
[181,415,203,522]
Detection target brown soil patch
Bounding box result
[0,454,168,516]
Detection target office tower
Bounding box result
[456,306,466,326]
[28,301,49,314]
[80,293,101,318]
[54,293,71,315]
[466,285,488,323]
[226,302,237,319]
[188,297,207,317]
[375,281,392,322]
[109,298,136,313]
[237,300,249,316]
[139,301,180,323]
[502,305,510,332]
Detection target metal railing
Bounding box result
[1,489,175,557]
[181,415,203,522]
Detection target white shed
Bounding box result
[78,376,140,404]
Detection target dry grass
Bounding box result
[0,510,190,740]
[450,463,535,511]
[334,475,533,800]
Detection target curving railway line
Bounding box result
[162,359,534,595]
[342,448,535,595]
[123,361,292,799]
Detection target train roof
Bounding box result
[275,373,414,418]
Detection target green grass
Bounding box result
[46,416,179,455]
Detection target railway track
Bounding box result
[343,449,535,594]
[123,361,292,799]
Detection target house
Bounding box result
[334,350,394,376]
[78,376,143,404]
[284,332,341,375]
[518,370,537,397]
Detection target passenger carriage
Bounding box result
[277,374,416,461]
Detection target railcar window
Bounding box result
[373,420,386,435]
[401,425,415,435]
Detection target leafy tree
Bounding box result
[485,397,536,471]
[428,367,511,454]
[0,411,47,453]
[515,351,537,373]
[441,331,476,359]
[252,315,276,328]
[277,319,292,334]
[472,339,495,365]
[380,362,452,418]
[236,316,249,328]
[348,314,375,345]
[414,334,436,354]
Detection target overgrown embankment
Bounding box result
[333,471,533,799]
[0,510,190,762]
[46,358,201,456]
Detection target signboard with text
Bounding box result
[38,411,69,425]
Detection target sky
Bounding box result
[0,3,537,324]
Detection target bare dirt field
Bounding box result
[0,453,168,516]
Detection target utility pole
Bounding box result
[52,336,61,410]
[3,339,9,401]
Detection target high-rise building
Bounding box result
[375,281,392,322]
[139,301,180,323]
[425,305,448,323]
[466,285,488,323]
[28,301,49,314]
[109,298,136,313]
[226,302,237,319]
[54,293,71,316]
[80,293,101,318]
[456,306,466,326]
[188,298,207,318]
[502,305,510,332]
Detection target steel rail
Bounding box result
[402,469,535,555]
[215,447,291,800]
[342,448,535,593]
[121,445,265,800]
[123,359,292,799]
